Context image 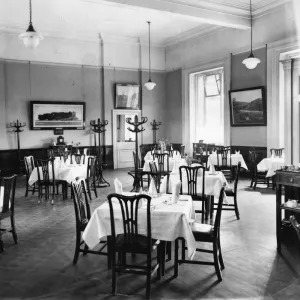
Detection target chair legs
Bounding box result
[73,229,81,264]
[233,196,240,220]
[10,215,18,244]
[213,240,222,281]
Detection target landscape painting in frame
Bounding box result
[229,86,266,127]
[115,84,140,109]
[30,101,86,130]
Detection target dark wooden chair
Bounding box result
[36,158,67,204]
[0,175,18,252]
[213,162,241,220]
[86,156,98,200]
[270,148,284,158]
[216,146,233,182]
[249,150,270,190]
[149,161,161,193]
[72,154,85,165]
[180,144,185,157]
[179,165,207,222]
[107,193,162,299]
[71,177,108,265]
[24,156,36,197]
[174,187,225,281]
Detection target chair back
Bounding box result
[153,153,169,173]
[214,187,225,233]
[168,149,174,158]
[47,149,54,159]
[149,161,161,192]
[0,175,17,214]
[37,158,55,183]
[180,145,185,157]
[233,162,242,193]
[72,154,85,165]
[249,150,258,176]
[24,156,35,177]
[107,193,152,249]
[179,165,205,197]
[270,148,284,158]
[87,156,97,179]
[71,177,91,228]
[216,147,231,168]
[62,151,69,163]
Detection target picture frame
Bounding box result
[229,86,266,127]
[115,84,140,109]
[30,101,86,130]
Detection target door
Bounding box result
[112,109,142,169]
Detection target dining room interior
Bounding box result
[1,0,300,299]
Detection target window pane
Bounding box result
[204,75,220,97]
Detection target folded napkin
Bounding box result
[210,163,216,174]
[114,178,123,194]
[282,152,285,160]
[235,150,240,154]
[271,153,276,159]
[212,150,217,155]
[191,163,202,167]
[171,180,181,204]
[83,148,88,155]
[148,178,157,196]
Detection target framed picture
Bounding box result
[115,84,140,109]
[229,86,266,127]
[30,101,86,130]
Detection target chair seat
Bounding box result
[225,187,235,197]
[115,234,159,253]
[191,222,214,241]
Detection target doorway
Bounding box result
[112,109,141,169]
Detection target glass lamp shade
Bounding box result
[144,79,156,90]
[19,25,43,49]
[242,52,261,69]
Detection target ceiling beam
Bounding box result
[104,0,251,29]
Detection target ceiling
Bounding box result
[0,0,291,46]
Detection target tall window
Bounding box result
[195,68,224,145]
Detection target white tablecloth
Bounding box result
[28,160,88,185]
[144,150,181,162]
[208,153,248,170]
[82,194,196,258]
[257,157,285,177]
[143,157,187,173]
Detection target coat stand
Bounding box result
[90,118,110,188]
[126,115,148,192]
[150,119,161,144]
[10,120,26,174]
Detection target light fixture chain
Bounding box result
[148,21,151,80]
[29,0,32,24]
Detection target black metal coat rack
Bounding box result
[126,115,148,192]
[90,118,110,188]
[10,120,26,173]
[150,119,162,144]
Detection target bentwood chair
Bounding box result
[213,162,241,220]
[180,145,185,157]
[216,147,233,182]
[71,177,108,265]
[0,174,18,252]
[72,154,85,165]
[24,156,36,197]
[153,153,170,173]
[179,165,207,222]
[249,150,270,190]
[86,156,98,200]
[270,148,284,158]
[107,193,162,299]
[149,161,161,193]
[174,187,225,281]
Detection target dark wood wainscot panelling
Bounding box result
[0,146,113,176]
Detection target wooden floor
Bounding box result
[0,169,300,300]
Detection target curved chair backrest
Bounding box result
[24,156,35,177]
[180,145,185,157]
[87,156,97,179]
[72,154,85,165]
[214,187,225,233]
[233,162,242,194]
[107,193,152,248]
[37,158,55,183]
[0,174,17,214]
[216,147,231,168]
[179,165,205,197]
[153,153,170,173]
[71,177,91,228]
[270,148,284,158]
[249,150,258,176]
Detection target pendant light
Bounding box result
[19,0,43,49]
[242,0,260,69]
[144,21,156,90]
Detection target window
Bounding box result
[195,68,224,145]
